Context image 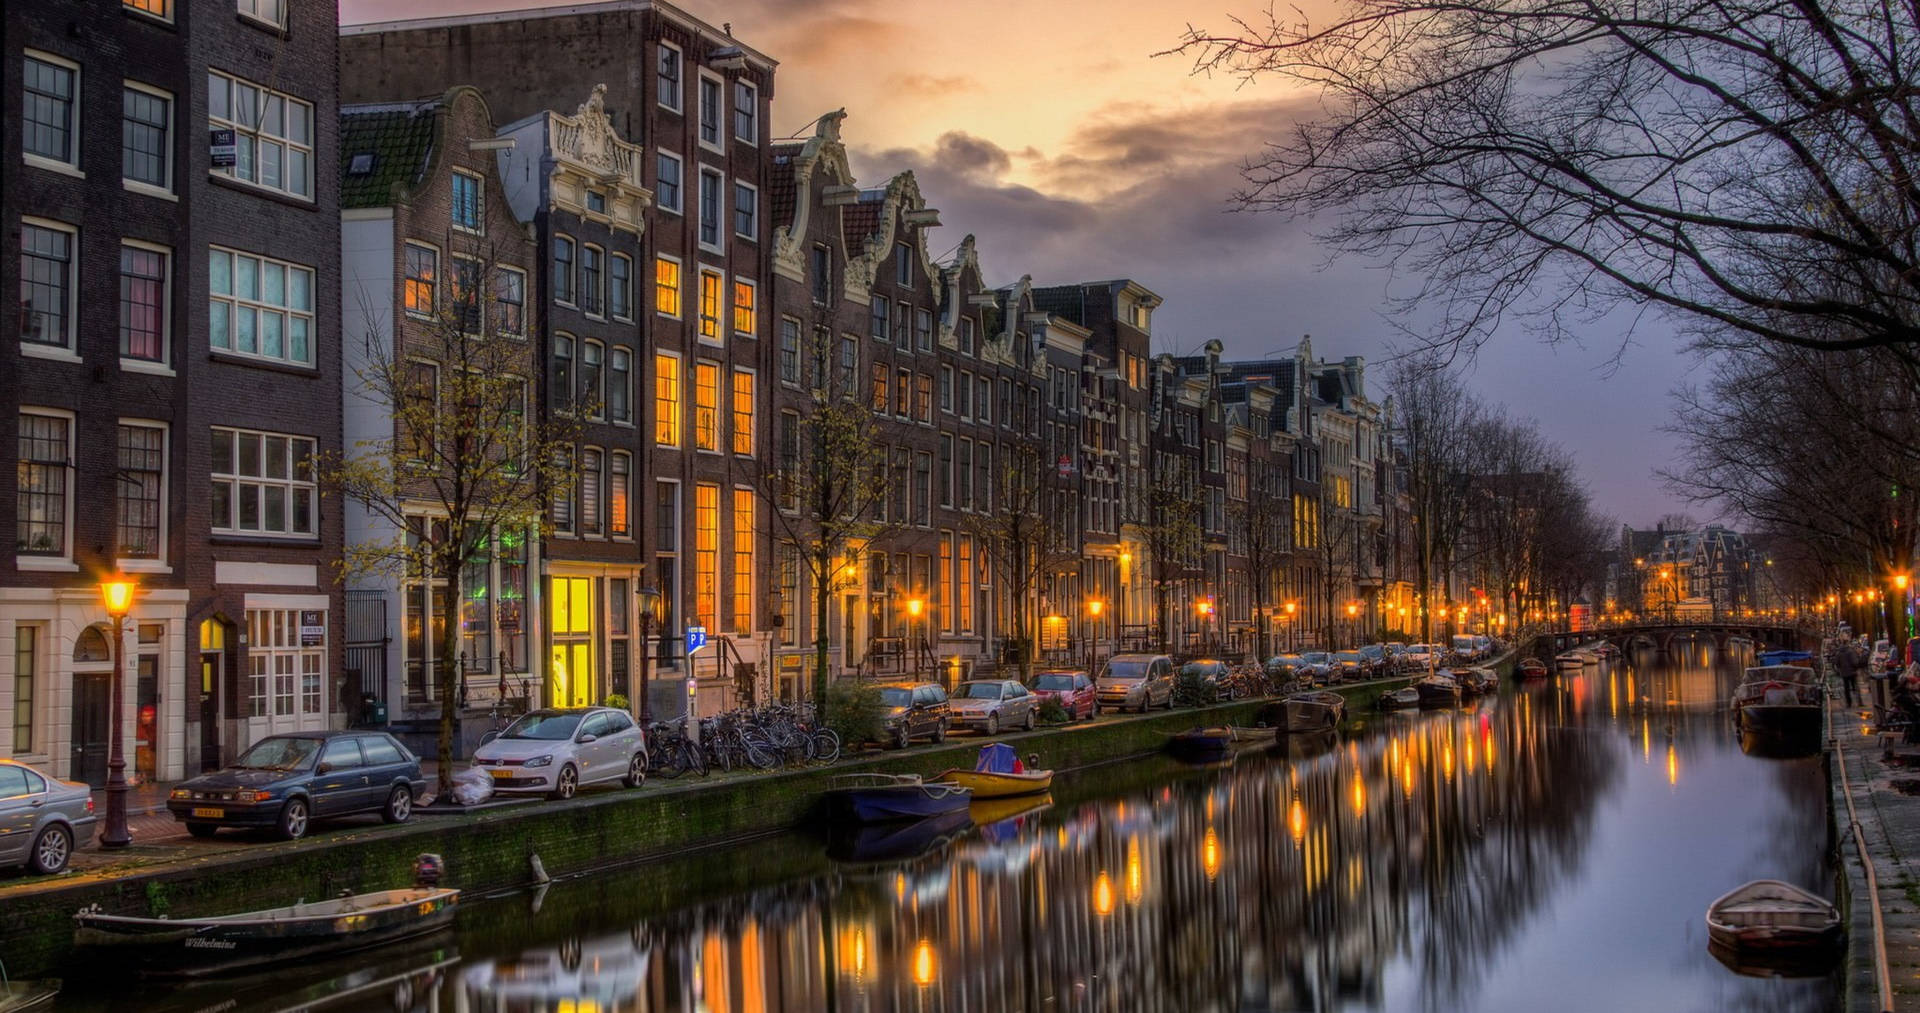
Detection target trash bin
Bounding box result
[361,694,388,727]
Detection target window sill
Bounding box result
[206,172,315,208]
[207,350,319,376]
[237,11,290,34]
[120,358,177,377]
[23,154,83,179]
[19,344,82,364]
[15,557,79,572]
[656,312,683,321]
[209,532,321,547]
[123,4,176,26]
[123,179,178,202]
[116,559,173,574]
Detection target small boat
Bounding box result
[1259,690,1347,732]
[1575,648,1601,666]
[1516,657,1550,679]
[72,886,460,977]
[1594,643,1621,659]
[1555,651,1585,671]
[1730,665,1824,744]
[1376,686,1420,710]
[1167,727,1236,762]
[1449,667,1498,697]
[1705,880,1842,953]
[933,743,1053,799]
[1415,675,1461,707]
[830,773,973,823]
[1758,649,1815,668]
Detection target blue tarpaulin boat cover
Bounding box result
[976,743,1020,773]
[1759,650,1814,666]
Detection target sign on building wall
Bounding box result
[299,610,326,646]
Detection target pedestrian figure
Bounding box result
[1835,639,1862,708]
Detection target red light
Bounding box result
[86,798,95,814]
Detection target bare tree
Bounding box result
[1173,1,1920,363]
[968,433,1080,682]
[1128,458,1204,652]
[1232,462,1289,659]
[323,246,579,797]
[1311,481,1362,649]
[1389,353,1483,641]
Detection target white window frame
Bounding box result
[656,149,684,215]
[123,0,173,24]
[121,80,175,199]
[451,169,484,234]
[733,179,759,239]
[696,267,725,346]
[21,51,81,177]
[551,233,576,307]
[656,42,683,113]
[608,345,634,426]
[207,69,314,202]
[732,79,758,146]
[15,407,76,570]
[731,277,757,339]
[697,72,724,153]
[210,426,319,539]
[119,239,173,373]
[19,217,79,360]
[655,351,685,449]
[582,338,606,421]
[698,167,725,253]
[114,418,171,573]
[610,253,636,322]
[579,242,606,318]
[401,240,438,320]
[655,253,684,320]
[237,0,287,29]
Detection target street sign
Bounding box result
[685,625,707,654]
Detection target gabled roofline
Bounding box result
[341,0,778,70]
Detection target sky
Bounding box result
[343,0,1709,527]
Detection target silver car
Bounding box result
[0,758,95,875]
[948,679,1038,735]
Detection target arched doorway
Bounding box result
[69,624,113,787]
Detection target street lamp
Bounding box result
[1087,599,1106,674]
[1284,600,1298,652]
[1345,601,1360,646]
[906,596,925,680]
[1195,598,1215,656]
[99,576,136,849]
[635,586,665,723]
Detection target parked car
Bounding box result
[472,707,647,800]
[876,682,953,748]
[1295,651,1336,683]
[0,758,95,874]
[168,731,425,840]
[1180,659,1233,699]
[1266,654,1304,681]
[1449,634,1480,662]
[950,679,1038,735]
[1030,670,1097,720]
[1358,644,1389,676]
[1403,644,1438,668]
[1331,651,1369,681]
[1097,654,1176,713]
[1473,635,1495,657]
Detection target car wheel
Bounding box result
[276,798,310,841]
[1024,708,1036,731]
[623,752,647,788]
[550,764,579,800]
[894,725,911,750]
[986,712,1000,736]
[383,785,414,824]
[932,721,948,744]
[186,822,219,839]
[28,823,71,875]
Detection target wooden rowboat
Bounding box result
[1705,879,1841,953]
[933,743,1053,799]
[829,773,973,822]
[1516,657,1550,679]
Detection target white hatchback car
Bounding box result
[472,707,647,800]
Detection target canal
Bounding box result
[64,642,1838,1012]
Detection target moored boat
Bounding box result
[1415,675,1461,707]
[1554,651,1585,671]
[72,885,459,977]
[1262,690,1347,732]
[1705,880,1842,953]
[830,773,973,822]
[1167,727,1236,762]
[933,743,1053,799]
[1729,665,1823,744]
[1376,686,1420,710]
[1516,657,1550,679]
[1449,667,1498,697]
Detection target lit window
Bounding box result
[695,483,719,628]
[732,279,756,336]
[610,452,631,537]
[124,0,170,18]
[654,353,682,447]
[209,245,315,366]
[403,243,437,317]
[698,269,722,341]
[694,361,720,451]
[731,370,754,455]
[655,256,681,317]
[731,489,753,632]
[208,70,313,199]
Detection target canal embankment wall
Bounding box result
[0,677,1425,977]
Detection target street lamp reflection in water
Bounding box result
[1202,826,1221,880]
[911,939,936,988]
[1093,871,1115,916]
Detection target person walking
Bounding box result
[1835,638,1863,708]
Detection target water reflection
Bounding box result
[78,640,1836,1012]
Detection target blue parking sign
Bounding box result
[685,625,707,654]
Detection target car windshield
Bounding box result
[960,683,1002,699]
[880,688,912,706]
[1034,674,1076,691]
[1335,652,1362,662]
[1104,659,1148,680]
[235,736,321,771]
[1301,652,1331,663]
[1360,646,1384,659]
[502,712,584,741]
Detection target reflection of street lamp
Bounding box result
[912,938,937,987]
[635,586,665,723]
[100,577,136,849]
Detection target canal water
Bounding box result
[66,642,1838,1012]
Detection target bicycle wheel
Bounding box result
[811,728,841,763]
[657,741,688,779]
[745,741,779,770]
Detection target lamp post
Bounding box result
[1088,599,1105,674]
[1345,601,1360,648]
[1283,600,1297,652]
[1118,551,1132,652]
[99,576,136,849]
[906,596,925,681]
[635,586,664,724]
[1195,599,1215,656]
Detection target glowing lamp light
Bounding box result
[1284,601,1297,617]
[100,578,135,617]
[912,939,936,987]
[906,597,924,619]
[1897,574,1910,591]
[1088,599,1104,618]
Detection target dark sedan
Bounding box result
[168,731,424,840]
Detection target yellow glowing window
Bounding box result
[732,280,755,336]
[694,361,719,451]
[731,369,753,455]
[125,0,169,15]
[695,483,719,628]
[654,353,681,446]
[698,270,722,340]
[731,488,753,632]
[654,257,681,317]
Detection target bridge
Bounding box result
[1530,621,1814,657]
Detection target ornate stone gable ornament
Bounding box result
[570,84,617,172]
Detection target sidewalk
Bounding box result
[1830,698,1920,1012]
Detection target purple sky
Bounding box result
[344,0,1706,527]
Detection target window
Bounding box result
[657,44,682,111]
[208,246,315,366]
[698,268,723,342]
[210,427,316,537]
[940,366,954,413]
[247,609,323,722]
[403,361,437,461]
[16,413,70,557]
[870,298,890,342]
[402,244,436,317]
[495,267,526,336]
[656,151,682,213]
[896,244,913,286]
[959,317,975,356]
[550,448,574,534]
[551,334,574,413]
[207,71,313,199]
[451,171,482,231]
[579,245,604,316]
[957,536,974,631]
[734,181,758,238]
[915,373,933,423]
[117,423,165,559]
[23,54,77,168]
[893,301,909,348]
[237,0,286,27]
[698,76,722,148]
[610,452,632,537]
[608,347,632,424]
[655,256,682,317]
[895,368,911,416]
[778,411,800,510]
[451,256,482,333]
[732,279,756,337]
[915,307,933,352]
[733,80,757,143]
[810,245,832,305]
[580,448,603,536]
[610,254,633,319]
[123,84,172,190]
[731,489,754,632]
[655,353,682,446]
[768,319,798,387]
[585,190,606,215]
[957,438,973,510]
[694,483,719,628]
[871,363,888,414]
[13,626,37,753]
[119,243,169,362]
[580,339,604,417]
[125,0,170,18]
[552,236,575,305]
[914,451,931,526]
[938,435,953,507]
[699,168,723,249]
[694,361,720,451]
[732,369,754,455]
[19,220,74,349]
[975,374,991,423]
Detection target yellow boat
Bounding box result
[932,743,1053,798]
